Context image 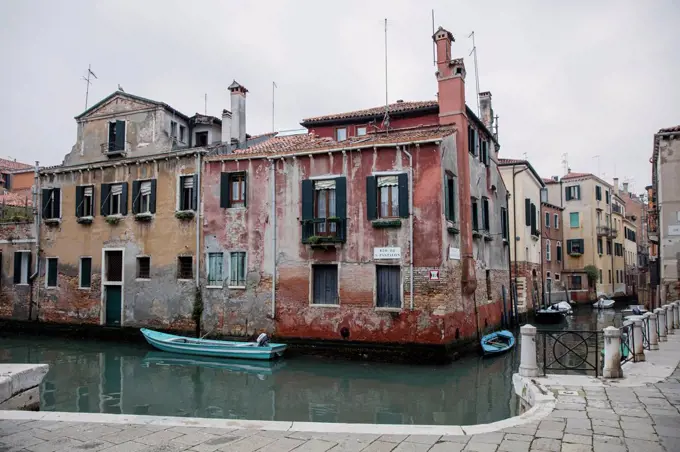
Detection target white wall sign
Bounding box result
[449,247,461,260]
[429,270,440,281]
[669,225,680,236]
[374,247,401,259]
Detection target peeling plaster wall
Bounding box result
[0,222,36,320]
[37,156,199,330]
[658,136,680,297]
[203,137,509,345]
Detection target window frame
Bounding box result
[229,173,246,208]
[178,174,195,211]
[569,212,579,228]
[139,181,152,214]
[556,241,562,261]
[546,239,551,261]
[545,212,550,228]
[313,180,338,236]
[136,256,151,280]
[109,184,123,216]
[207,252,224,288]
[311,264,339,306]
[45,257,58,289]
[481,197,490,232]
[229,251,247,289]
[14,250,31,286]
[554,213,559,229]
[43,188,61,220]
[195,131,209,147]
[335,127,347,141]
[356,126,367,137]
[79,256,92,290]
[177,256,193,280]
[377,176,400,219]
[445,174,456,223]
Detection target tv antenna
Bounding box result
[204,93,207,115]
[272,81,277,132]
[468,31,481,117]
[561,153,569,175]
[382,18,390,133]
[431,10,436,66]
[81,64,98,110]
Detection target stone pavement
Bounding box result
[1,365,680,451]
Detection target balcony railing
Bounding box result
[301,218,347,245]
[101,142,126,157]
[596,226,618,238]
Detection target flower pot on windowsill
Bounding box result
[135,213,154,222]
[175,210,195,221]
[43,218,61,226]
[105,214,123,225]
[472,230,483,238]
[569,252,582,257]
[371,219,402,229]
[446,221,459,234]
[304,235,343,248]
[76,216,94,225]
[483,232,493,242]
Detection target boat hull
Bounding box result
[535,310,565,324]
[481,330,516,356]
[140,329,287,360]
[593,299,615,309]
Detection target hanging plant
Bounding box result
[371,219,402,229]
[135,213,154,222]
[175,210,195,221]
[106,215,122,225]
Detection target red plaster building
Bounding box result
[541,197,565,297]
[200,26,511,357]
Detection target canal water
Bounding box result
[0,306,627,425]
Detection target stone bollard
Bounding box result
[665,305,674,335]
[648,312,659,350]
[656,308,667,342]
[603,326,623,378]
[632,318,646,362]
[673,301,680,329]
[519,324,539,377]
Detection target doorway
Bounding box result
[102,249,123,326]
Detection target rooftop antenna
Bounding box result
[431,10,436,67]
[561,153,569,175]
[272,81,277,133]
[382,18,391,133]
[468,31,481,117]
[81,64,98,110]
[522,152,528,161]
[204,94,207,115]
[494,114,499,140]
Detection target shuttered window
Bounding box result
[13,251,31,285]
[179,175,197,211]
[207,253,223,286]
[220,172,247,208]
[366,173,408,220]
[132,179,156,214]
[46,258,58,288]
[482,197,490,231]
[76,186,95,218]
[42,188,61,219]
[556,242,562,261]
[229,252,246,287]
[312,265,338,305]
[471,199,479,231]
[79,257,91,288]
[445,175,456,222]
[376,266,401,309]
[525,198,531,226]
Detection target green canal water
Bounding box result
[0,307,622,425]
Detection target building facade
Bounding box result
[541,198,564,299]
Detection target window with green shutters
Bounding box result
[471,198,479,231]
[132,179,157,214]
[482,197,490,232]
[525,198,531,226]
[566,239,584,255]
[302,177,347,243]
[595,185,602,201]
[100,183,128,216]
[565,185,580,201]
[530,203,537,236]
[107,120,126,153]
[501,207,509,241]
[556,241,562,261]
[220,172,247,208]
[444,174,456,222]
[46,257,58,288]
[79,257,92,289]
[75,185,95,218]
[13,251,31,285]
[366,173,408,222]
[42,188,61,220]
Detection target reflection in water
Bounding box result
[1,335,522,425]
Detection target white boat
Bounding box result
[621,305,647,316]
[593,298,615,309]
[550,301,573,315]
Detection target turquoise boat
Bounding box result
[481,330,515,356]
[140,328,287,361]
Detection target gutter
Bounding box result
[28,161,40,321]
[195,153,201,288]
[401,145,415,311]
[269,159,277,318]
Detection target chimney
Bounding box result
[623,182,629,193]
[479,92,493,129]
[221,109,232,145]
[613,177,619,194]
[433,27,465,125]
[552,176,559,182]
[228,80,248,146]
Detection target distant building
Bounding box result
[541,191,565,300]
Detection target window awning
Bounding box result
[315,179,336,190]
[377,175,398,187]
[140,181,151,195]
[111,184,123,195]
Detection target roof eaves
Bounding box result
[300,103,439,127]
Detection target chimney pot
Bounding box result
[396,99,404,103]
[228,80,247,146]
[552,176,559,182]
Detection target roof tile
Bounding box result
[0,158,32,171]
[301,100,438,124]
[659,125,680,133]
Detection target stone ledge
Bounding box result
[0,364,49,410]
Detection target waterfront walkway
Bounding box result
[1,363,679,452]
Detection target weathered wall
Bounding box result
[309,113,440,140]
[0,222,36,320]
[658,135,680,298]
[37,154,199,330]
[9,171,34,191]
[541,203,564,284]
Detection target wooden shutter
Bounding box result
[377,266,401,308]
[75,186,83,217]
[131,180,141,214]
[52,188,61,218]
[114,120,125,151]
[150,179,157,214]
[301,179,314,220]
[576,185,581,200]
[191,174,198,210]
[335,176,346,219]
[501,208,507,239]
[13,252,21,284]
[596,186,601,200]
[81,258,91,288]
[100,183,110,216]
[557,244,562,261]
[472,201,478,230]
[366,176,377,221]
[313,265,338,305]
[525,198,531,226]
[120,182,128,215]
[530,203,537,234]
[398,173,409,218]
[444,176,450,220]
[242,172,247,208]
[41,189,50,217]
[565,187,572,201]
[483,198,490,230]
[220,173,230,208]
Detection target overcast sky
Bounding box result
[1,1,678,193]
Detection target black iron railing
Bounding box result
[301,218,347,245]
[620,322,634,364]
[537,330,602,377]
[641,316,651,351]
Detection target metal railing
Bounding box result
[620,322,634,364]
[537,330,602,377]
[301,218,347,245]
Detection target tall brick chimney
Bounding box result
[228,81,248,146]
[479,92,494,130]
[433,26,476,296]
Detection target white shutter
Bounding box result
[140,181,151,195]
[111,184,123,195]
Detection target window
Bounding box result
[501,207,509,241]
[315,179,337,235]
[554,214,559,229]
[546,240,551,261]
[605,190,610,204]
[606,240,612,255]
[356,126,367,137]
[220,172,247,208]
[547,271,551,279]
[530,203,537,236]
[140,181,152,213]
[170,121,177,139]
[599,269,603,283]
[177,256,193,280]
[132,179,156,215]
[545,212,550,228]
[376,265,400,308]
[471,198,479,231]
[101,183,128,216]
[569,212,579,228]
[335,127,347,141]
[595,185,602,201]
[468,125,476,155]
[107,120,125,153]
[481,140,490,166]
[105,250,123,282]
[13,251,31,285]
[485,269,491,300]
[525,199,531,226]
[110,184,123,215]
[565,185,580,201]
[313,265,338,305]
[179,175,197,211]
[42,188,61,219]
[207,253,223,286]
[79,257,91,289]
[608,270,612,283]
[2,173,10,190]
[76,186,94,218]
[556,241,562,261]
[481,197,490,232]
[378,176,399,218]
[230,252,246,287]
[303,177,347,243]
[615,243,623,256]
[571,275,583,290]
[46,257,58,288]
[195,131,209,147]
[445,175,456,222]
[597,238,603,255]
[616,270,620,284]
[179,125,186,143]
[137,257,150,279]
[567,239,584,255]
[555,273,560,281]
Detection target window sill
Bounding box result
[371,219,402,229]
[446,221,459,234]
[483,233,493,242]
[502,238,509,246]
[136,278,150,282]
[175,210,195,221]
[226,206,246,210]
[15,283,30,287]
[43,218,61,226]
[569,253,583,257]
[77,216,94,225]
[531,234,540,241]
[134,213,154,222]
[45,286,57,290]
[472,230,483,238]
[105,214,123,225]
[206,285,223,289]
[375,307,402,313]
[228,286,246,290]
[177,278,194,282]
[310,303,340,308]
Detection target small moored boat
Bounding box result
[140,328,287,361]
[593,297,615,309]
[621,305,648,316]
[481,330,515,356]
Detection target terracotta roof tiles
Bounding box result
[301,100,438,124]
[561,172,593,180]
[659,125,680,133]
[0,189,32,207]
[0,158,32,171]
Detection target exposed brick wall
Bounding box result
[0,222,36,321]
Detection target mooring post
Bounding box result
[632,318,646,362]
[519,324,539,377]
[672,301,680,330]
[603,326,623,378]
[648,312,659,350]
[665,304,674,335]
[656,308,667,342]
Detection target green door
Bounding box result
[105,286,122,326]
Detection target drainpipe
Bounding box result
[195,152,201,288]
[505,191,513,324]
[401,145,414,311]
[512,165,529,311]
[28,161,40,321]
[270,158,276,318]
